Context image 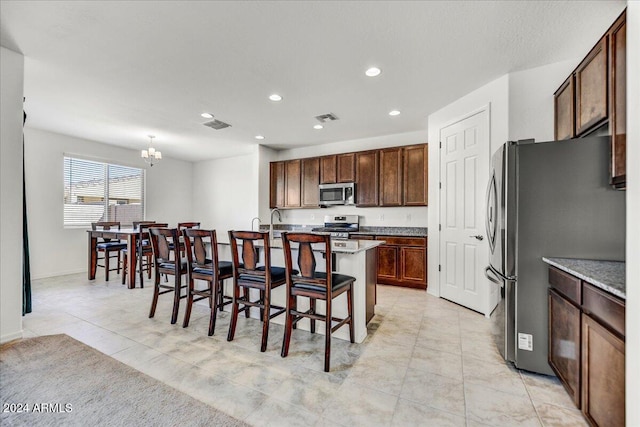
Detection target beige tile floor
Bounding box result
[20,273,588,427]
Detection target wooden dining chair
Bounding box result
[91,221,127,281]
[177,222,200,232]
[280,232,355,372]
[182,228,233,336]
[122,222,167,287]
[227,230,294,352]
[148,227,188,324]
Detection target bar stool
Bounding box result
[148,227,188,324]
[122,222,167,287]
[280,232,355,372]
[227,230,294,352]
[91,221,127,281]
[182,228,233,336]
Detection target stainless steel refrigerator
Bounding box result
[485,136,625,375]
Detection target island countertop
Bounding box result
[542,257,625,300]
[218,238,384,254]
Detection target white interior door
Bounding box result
[439,109,494,316]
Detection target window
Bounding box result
[63,156,144,227]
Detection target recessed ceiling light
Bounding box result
[255,135,265,140]
[365,67,381,77]
[389,110,401,116]
[201,112,214,119]
[313,124,323,130]
[269,94,282,101]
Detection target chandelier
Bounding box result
[141,135,162,167]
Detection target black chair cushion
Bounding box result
[97,242,127,250]
[292,272,355,293]
[193,260,233,277]
[159,260,188,270]
[239,266,296,283]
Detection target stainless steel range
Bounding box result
[311,215,359,239]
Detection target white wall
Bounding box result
[24,127,194,279]
[192,148,260,238]
[270,130,429,228]
[0,47,25,343]
[626,2,639,424]
[508,59,578,142]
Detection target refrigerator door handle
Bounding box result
[485,265,503,286]
[486,264,517,284]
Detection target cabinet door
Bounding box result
[356,151,379,206]
[610,12,626,188]
[400,246,427,288]
[269,161,285,208]
[581,313,625,427]
[548,289,581,407]
[379,147,403,206]
[284,159,301,208]
[337,153,356,183]
[575,38,608,135]
[320,155,337,184]
[376,245,398,282]
[301,157,320,207]
[403,144,428,206]
[554,77,575,140]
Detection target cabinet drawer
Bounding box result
[375,236,426,246]
[350,234,374,240]
[582,283,625,337]
[548,267,581,304]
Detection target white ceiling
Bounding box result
[1,1,626,162]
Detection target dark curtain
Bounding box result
[23,109,32,315]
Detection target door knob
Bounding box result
[470,235,484,241]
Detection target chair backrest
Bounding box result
[228,230,272,281]
[149,227,180,267]
[281,232,331,293]
[91,221,121,243]
[178,222,201,232]
[139,222,168,248]
[133,220,156,229]
[183,228,218,279]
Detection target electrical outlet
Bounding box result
[406,214,412,222]
[310,214,315,220]
[379,214,384,221]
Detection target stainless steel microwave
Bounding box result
[319,183,356,205]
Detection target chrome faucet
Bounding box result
[269,208,282,240]
[251,217,261,231]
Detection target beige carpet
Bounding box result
[0,334,249,426]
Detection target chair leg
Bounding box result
[348,286,355,343]
[325,298,332,372]
[260,289,270,352]
[218,280,225,312]
[149,271,160,318]
[170,274,181,324]
[183,277,195,328]
[310,298,316,334]
[227,282,240,342]
[259,290,265,321]
[244,287,250,318]
[105,251,110,281]
[121,253,127,285]
[147,256,152,279]
[117,251,121,274]
[281,292,295,358]
[209,280,220,336]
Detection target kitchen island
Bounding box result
[217,238,383,343]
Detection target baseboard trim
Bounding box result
[1,330,23,344]
[31,269,86,280]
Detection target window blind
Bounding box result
[63,157,144,227]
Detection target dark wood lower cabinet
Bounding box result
[581,313,625,427]
[375,236,427,289]
[548,289,581,407]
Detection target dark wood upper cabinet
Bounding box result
[337,153,356,182]
[554,77,575,140]
[379,148,403,206]
[403,144,428,206]
[610,11,626,189]
[301,157,320,207]
[320,155,336,184]
[575,38,608,136]
[355,150,379,207]
[269,161,285,209]
[284,159,301,208]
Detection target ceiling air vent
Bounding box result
[203,119,231,130]
[315,113,339,123]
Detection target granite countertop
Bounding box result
[542,257,626,300]
[263,224,427,238]
[218,238,383,254]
